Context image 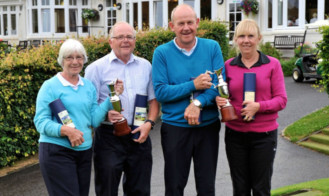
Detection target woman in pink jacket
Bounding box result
[216,19,287,196]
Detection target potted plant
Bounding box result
[82,9,99,21]
[240,0,259,16]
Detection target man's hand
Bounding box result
[215,96,228,110]
[184,102,201,125]
[131,122,151,143]
[193,73,213,90]
[115,79,124,95]
[107,110,124,123]
[61,125,84,147]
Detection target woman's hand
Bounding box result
[60,125,84,147]
[241,100,260,121]
[107,110,124,123]
[215,96,228,110]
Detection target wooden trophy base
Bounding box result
[113,118,131,136]
[221,106,238,122]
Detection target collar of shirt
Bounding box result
[229,51,270,68]
[56,72,84,90]
[173,37,198,56]
[109,51,137,65]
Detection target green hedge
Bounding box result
[318,26,329,95]
[0,20,229,168]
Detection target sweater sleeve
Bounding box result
[195,42,224,107]
[33,80,62,137]
[90,84,113,128]
[152,47,196,103]
[258,59,288,113]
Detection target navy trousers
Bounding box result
[39,142,92,196]
[161,120,221,196]
[93,125,152,196]
[225,127,278,196]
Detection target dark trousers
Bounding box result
[161,120,221,196]
[39,142,92,196]
[225,127,278,196]
[93,125,152,196]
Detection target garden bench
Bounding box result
[273,30,307,50]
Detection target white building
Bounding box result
[0,0,327,47]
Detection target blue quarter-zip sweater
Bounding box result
[152,37,226,127]
[34,76,112,151]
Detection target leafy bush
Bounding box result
[259,42,282,60]
[135,19,229,61]
[280,57,298,76]
[294,42,317,57]
[0,20,228,168]
[318,26,329,95]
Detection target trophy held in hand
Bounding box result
[108,81,131,136]
[214,68,238,122]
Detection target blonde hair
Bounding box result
[233,19,262,43]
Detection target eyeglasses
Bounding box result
[112,35,135,41]
[64,56,84,62]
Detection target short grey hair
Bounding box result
[109,21,136,38]
[57,39,88,67]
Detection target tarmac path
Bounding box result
[0,76,329,196]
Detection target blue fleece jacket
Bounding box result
[34,75,112,151]
[152,37,225,127]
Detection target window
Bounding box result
[278,0,283,26]
[306,0,317,23]
[133,3,138,29]
[32,9,38,33]
[11,14,16,35]
[228,1,242,40]
[154,1,163,27]
[201,0,211,20]
[42,9,50,32]
[0,5,19,36]
[3,14,8,36]
[126,2,130,23]
[268,0,273,28]
[142,2,149,29]
[184,0,194,7]
[287,0,299,26]
[55,9,65,33]
[69,0,77,5]
[69,9,77,32]
[106,0,117,34]
[55,0,64,5]
[28,0,90,35]
[168,0,178,21]
[42,0,50,5]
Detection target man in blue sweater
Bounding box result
[152,4,225,196]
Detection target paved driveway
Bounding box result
[0,77,329,196]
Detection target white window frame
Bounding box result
[0,5,20,37]
[27,0,90,37]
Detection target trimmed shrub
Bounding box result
[280,57,298,76]
[259,42,282,60]
[318,26,329,95]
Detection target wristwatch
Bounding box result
[145,119,155,129]
[193,99,202,109]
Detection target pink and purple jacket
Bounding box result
[224,52,287,133]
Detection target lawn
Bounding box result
[283,105,329,142]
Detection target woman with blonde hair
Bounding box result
[216,19,287,195]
